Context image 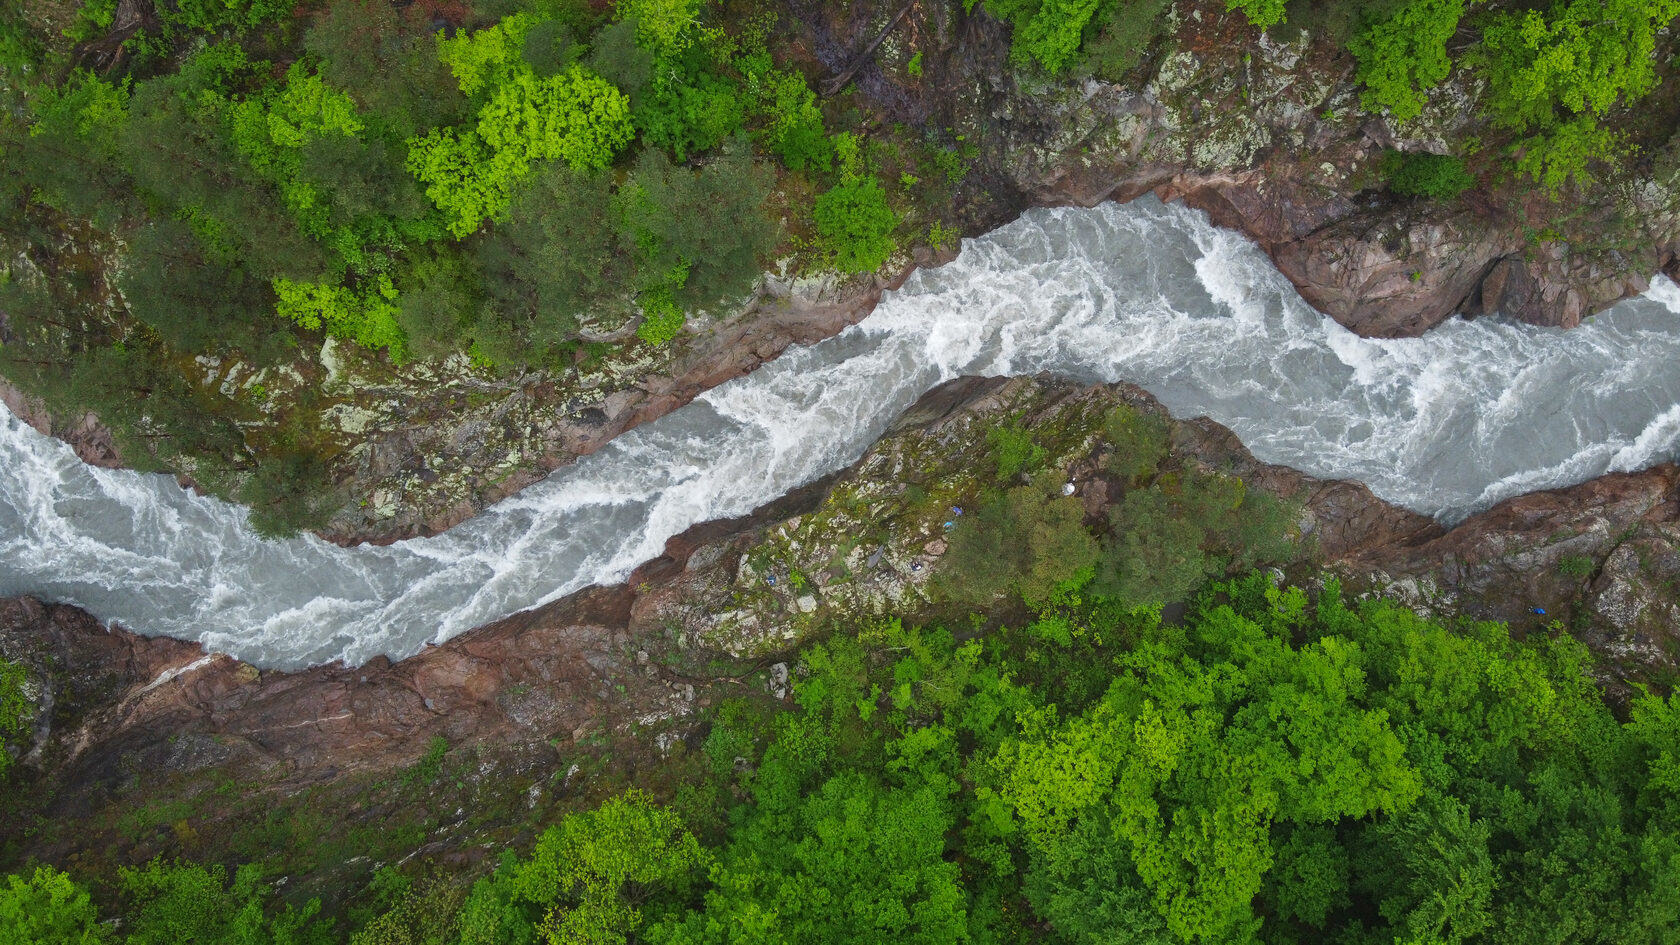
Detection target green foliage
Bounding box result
[618,0,704,58]
[9,69,132,225]
[1224,0,1288,29]
[476,164,623,364]
[1100,404,1168,482]
[635,65,746,163]
[1349,0,1463,121]
[1512,116,1620,196]
[756,69,831,172]
[612,145,776,333]
[305,0,470,137]
[0,867,106,944]
[1477,0,1680,192]
[164,0,295,32]
[121,859,334,945]
[0,657,27,781]
[814,173,898,274]
[346,874,464,945]
[1075,0,1172,81]
[1095,470,1297,607]
[273,275,406,358]
[936,481,1100,607]
[1383,150,1476,200]
[458,790,705,945]
[1557,553,1596,579]
[987,420,1047,481]
[413,17,633,235]
[16,575,1680,945]
[983,0,1105,74]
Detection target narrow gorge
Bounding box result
[6,197,1680,668]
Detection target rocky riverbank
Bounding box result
[5,374,1676,874]
[12,0,1680,547]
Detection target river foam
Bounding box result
[5,196,1680,668]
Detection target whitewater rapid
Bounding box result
[5,196,1680,668]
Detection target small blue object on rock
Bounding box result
[1531,607,1546,615]
[767,574,776,586]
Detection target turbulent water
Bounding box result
[5,196,1680,668]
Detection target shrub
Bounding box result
[413,19,634,236]
[634,67,746,163]
[1100,404,1168,482]
[0,658,25,781]
[1094,470,1297,607]
[0,867,105,944]
[1557,554,1595,579]
[273,276,407,358]
[618,0,704,58]
[1075,0,1171,81]
[813,174,898,274]
[121,859,333,945]
[457,790,705,945]
[637,289,687,345]
[1225,0,1287,29]
[981,0,1106,74]
[1349,0,1463,121]
[758,70,831,172]
[936,481,1100,607]
[1382,150,1475,200]
[164,0,294,32]
[988,421,1048,481]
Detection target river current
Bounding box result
[5,196,1680,669]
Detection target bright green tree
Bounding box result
[0,867,106,945]
[1350,0,1464,121]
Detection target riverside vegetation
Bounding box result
[5,0,1680,534]
[3,390,1679,944]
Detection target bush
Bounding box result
[1075,0,1171,81]
[0,658,27,781]
[1349,0,1463,121]
[936,481,1100,607]
[456,790,705,945]
[988,421,1048,481]
[1100,404,1168,482]
[164,0,294,32]
[758,70,831,172]
[1382,150,1475,200]
[983,0,1107,74]
[273,276,407,358]
[411,22,634,236]
[813,174,898,274]
[1094,470,1296,607]
[0,867,105,944]
[1225,0,1287,29]
[121,859,334,945]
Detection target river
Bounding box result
[5,196,1680,669]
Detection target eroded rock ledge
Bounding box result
[5,375,1676,840]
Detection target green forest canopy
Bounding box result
[5,575,1679,943]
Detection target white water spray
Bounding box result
[5,197,1680,668]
